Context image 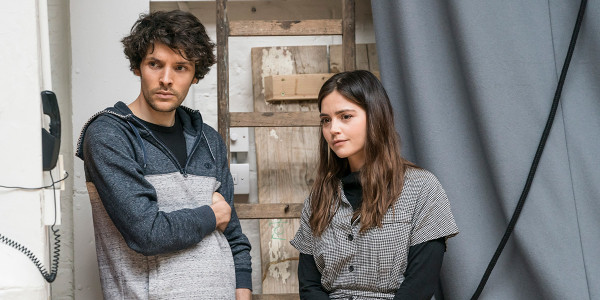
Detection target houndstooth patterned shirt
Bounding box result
[291,168,459,300]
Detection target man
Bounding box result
[76,10,252,299]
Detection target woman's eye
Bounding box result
[320,118,330,125]
[342,114,353,120]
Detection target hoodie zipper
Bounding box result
[76,110,130,156]
[179,106,216,176]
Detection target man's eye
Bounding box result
[176,66,187,71]
[149,62,159,68]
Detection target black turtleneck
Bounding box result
[341,171,362,210]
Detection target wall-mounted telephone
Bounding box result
[0,91,64,283]
[41,90,61,171]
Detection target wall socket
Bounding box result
[230,163,249,194]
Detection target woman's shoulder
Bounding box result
[398,167,448,207]
[404,167,442,188]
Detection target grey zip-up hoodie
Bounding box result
[76,101,251,299]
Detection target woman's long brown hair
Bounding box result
[309,70,417,236]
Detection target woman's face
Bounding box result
[320,90,367,172]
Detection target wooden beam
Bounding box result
[235,203,303,219]
[229,19,342,36]
[217,0,230,157]
[264,73,335,102]
[229,112,320,127]
[342,0,356,71]
[252,294,299,300]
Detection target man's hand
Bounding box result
[236,288,251,300]
[210,192,231,232]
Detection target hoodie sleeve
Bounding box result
[83,118,217,256]
[213,133,253,290]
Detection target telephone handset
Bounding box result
[41,91,61,171]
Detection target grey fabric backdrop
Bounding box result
[372,1,599,299]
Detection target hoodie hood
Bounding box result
[75,101,204,160]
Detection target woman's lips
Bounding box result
[332,139,347,147]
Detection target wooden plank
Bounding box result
[330,43,378,74]
[230,112,320,127]
[264,73,335,102]
[329,44,343,73]
[235,203,303,219]
[216,0,230,154]
[367,43,380,74]
[230,19,342,36]
[356,43,370,71]
[252,45,326,294]
[342,0,356,71]
[252,293,299,300]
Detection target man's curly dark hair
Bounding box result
[122,10,215,82]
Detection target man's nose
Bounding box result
[160,69,173,86]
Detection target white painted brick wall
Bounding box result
[0,1,49,299]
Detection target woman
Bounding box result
[291,70,459,300]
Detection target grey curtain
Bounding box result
[372,1,599,299]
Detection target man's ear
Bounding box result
[134,69,141,77]
[192,77,198,84]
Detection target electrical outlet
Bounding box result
[230,163,249,194]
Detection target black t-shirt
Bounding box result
[135,114,187,168]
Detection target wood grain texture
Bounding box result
[330,43,379,74]
[230,19,342,36]
[230,112,320,127]
[367,43,380,74]
[342,0,356,71]
[264,73,335,102]
[252,294,300,300]
[216,0,230,153]
[252,46,327,294]
[235,203,303,219]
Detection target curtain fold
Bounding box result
[372,1,599,299]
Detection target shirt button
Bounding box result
[348,234,354,241]
[349,265,354,272]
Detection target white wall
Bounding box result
[70,1,149,298]
[0,1,50,299]
[48,0,74,299]
[70,0,374,298]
